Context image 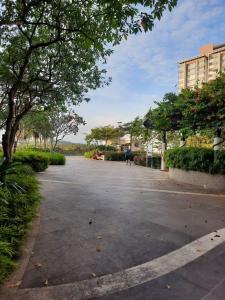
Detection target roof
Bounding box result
[178,54,207,64]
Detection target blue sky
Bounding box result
[69,0,225,143]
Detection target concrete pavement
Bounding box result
[2,156,225,299]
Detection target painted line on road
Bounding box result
[75,173,169,181]
[39,179,225,198]
[15,228,225,300]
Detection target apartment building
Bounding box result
[178,43,225,92]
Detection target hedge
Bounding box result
[0,165,40,283]
[104,151,144,161]
[164,147,225,175]
[134,155,161,168]
[13,151,65,172]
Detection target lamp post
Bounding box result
[117,121,122,151]
[143,119,153,168]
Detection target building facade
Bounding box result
[178,43,225,92]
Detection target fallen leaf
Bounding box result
[197,249,202,253]
[34,263,42,268]
[7,281,22,288]
[44,279,48,286]
[166,284,171,289]
[96,245,102,252]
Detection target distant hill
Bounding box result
[58,141,84,145]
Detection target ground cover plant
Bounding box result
[0,150,66,283]
[165,147,225,174]
[0,163,40,283]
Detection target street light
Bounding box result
[117,121,122,150]
[143,119,153,168]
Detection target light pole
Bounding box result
[117,121,122,151]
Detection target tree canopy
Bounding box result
[85,125,121,145]
[0,0,178,160]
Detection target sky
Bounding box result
[68,0,225,144]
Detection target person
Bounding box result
[125,147,132,165]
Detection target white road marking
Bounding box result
[39,179,225,198]
[74,173,168,181]
[15,228,225,300]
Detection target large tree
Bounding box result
[0,0,177,161]
[85,125,121,145]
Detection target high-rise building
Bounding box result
[178,43,225,93]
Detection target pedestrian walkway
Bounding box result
[2,157,225,300]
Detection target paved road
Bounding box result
[14,157,225,299]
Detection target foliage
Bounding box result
[12,150,65,171]
[85,126,122,145]
[43,152,66,166]
[0,160,25,204]
[84,150,96,159]
[134,155,161,168]
[104,151,144,161]
[164,147,225,174]
[47,109,85,150]
[96,145,116,151]
[122,117,149,146]
[0,164,40,283]
[178,73,225,135]
[13,151,49,172]
[0,0,177,160]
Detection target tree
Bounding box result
[0,0,178,161]
[179,73,225,137]
[85,125,120,145]
[145,93,180,148]
[48,109,85,150]
[22,111,52,148]
[122,117,149,148]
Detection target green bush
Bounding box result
[0,164,40,283]
[104,151,144,161]
[13,151,49,172]
[164,147,225,174]
[134,155,161,168]
[43,152,66,165]
[96,145,116,151]
[84,150,96,159]
[104,151,125,161]
[13,151,66,172]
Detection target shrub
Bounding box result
[104,151,144,161]
[164,147,225,174]
[104,151,125,161]
[13,151,49,172]
[84,150,96,159]
[134,155,161,168]
[0,164,40,283]
[12,151,66,172]
[96,145,116,151]
[43,152,66,165]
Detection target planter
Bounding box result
[169,168,225,192]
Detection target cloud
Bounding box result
[66,0,225,143]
